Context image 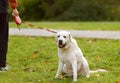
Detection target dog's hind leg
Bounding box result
[81,60,90,78]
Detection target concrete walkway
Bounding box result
[9,28,120,40]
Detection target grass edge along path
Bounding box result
[9,21,120,31]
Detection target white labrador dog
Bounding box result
[55,31,107,82]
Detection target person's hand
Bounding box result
[12,8,19,16]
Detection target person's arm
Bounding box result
[8,0,19,16]
[8,0,18,9]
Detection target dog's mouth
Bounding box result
[58,43,67,48]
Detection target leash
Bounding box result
[12,14,57,34]
[21,22,57,34]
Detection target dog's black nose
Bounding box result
[59,40,63,44]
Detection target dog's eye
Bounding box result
[63,36,66,38]
[57,35,60,38]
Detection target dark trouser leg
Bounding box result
[0,13,9,67]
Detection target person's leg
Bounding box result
[0,12,9,68]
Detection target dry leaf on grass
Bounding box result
[117,80,120,83]
[58,75,64,79]
[30,51,39,59]
[24,67,36,72]
[96,55,100,61]
[44,61,49,64]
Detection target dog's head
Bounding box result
[56,31,72,48]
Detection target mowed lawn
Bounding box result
[9,22,120,30]
[0,36,120,83]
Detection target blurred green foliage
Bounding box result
[9,0,120,21]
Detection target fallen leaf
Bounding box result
[117,80,120,83]
[44,61,49,64]
[30,54,36,59]
[30,51,39,59]
[58,75,64,79]
[24,67,36,72]
[96,55,100,61]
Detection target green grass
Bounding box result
[10,22,120,30]
[0,36,120,83]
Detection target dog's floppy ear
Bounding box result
[68,32,72,42]
[55,33,58,43]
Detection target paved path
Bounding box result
[9,28,120,40]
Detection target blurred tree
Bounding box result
[56,0,109,21]
[9,0,120,21]
[53,0,120,21]
[44,0,73,20]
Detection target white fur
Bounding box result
[55,31,107,82]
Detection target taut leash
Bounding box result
[12,14,57,34]
[21,22,57,34]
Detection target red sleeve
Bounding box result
[9,0,18,9]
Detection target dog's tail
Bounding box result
[90,69,108,74]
